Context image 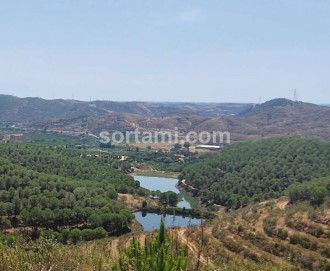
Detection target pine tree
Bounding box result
[113,219,189,271]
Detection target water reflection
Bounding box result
[134,211,202,232]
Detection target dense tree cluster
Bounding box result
[159,191,179,207]
[288,177,330,205]
[181,137,330,208]
[0,144,138,192]
[0,144,136,237]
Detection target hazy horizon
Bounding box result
[2,93,329,105]
[0,1,329,104]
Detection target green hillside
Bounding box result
[181,137,330,208]
[0,144,140,240]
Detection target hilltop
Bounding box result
[190,99,330,141]
[239,98,304,115]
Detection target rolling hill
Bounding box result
[1,95,330,142]
[0,95,249,123]
[180,137,330,208]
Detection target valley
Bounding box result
[0,97,330,271]
[2,1,329,270]
[0,134,329,270]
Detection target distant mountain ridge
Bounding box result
[1,95,330,141]
[0,95,250,123]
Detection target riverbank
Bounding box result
[131,168,179,178]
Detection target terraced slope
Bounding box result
[182,197,330,270]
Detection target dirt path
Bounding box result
[254,208,269,234]
[176,228,215,269]
[110,239,120,260]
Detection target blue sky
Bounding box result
[0,0,329,103]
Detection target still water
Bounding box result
[133,175,201,231]
[134,211,202,231]
[133,175,194,209]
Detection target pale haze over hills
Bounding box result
[1,95,330,141]
[0,1,329,103]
